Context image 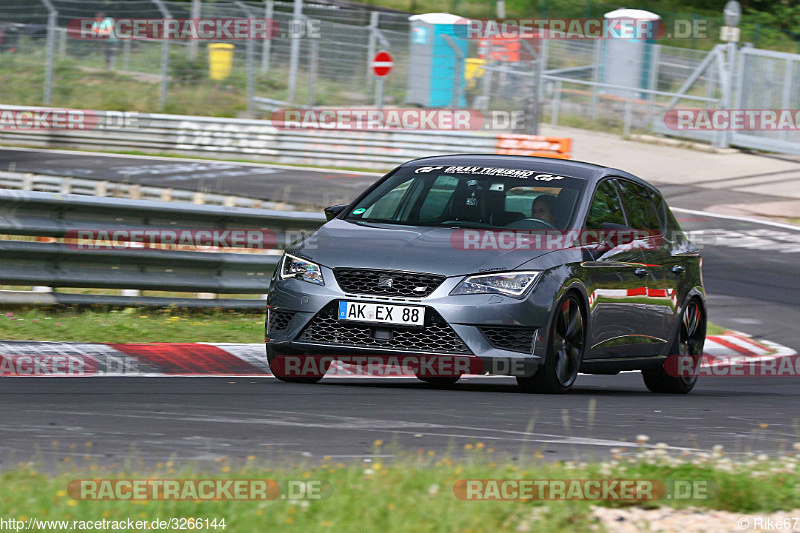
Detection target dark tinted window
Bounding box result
[616,180,661,232]
[585,180,626,230]
[346,166,586,229]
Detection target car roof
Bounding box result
[402,154,656,192]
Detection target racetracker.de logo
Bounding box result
[67,18,281,40]
[270,109,500,131]
[453,479,709,501]
[450,229,662,251]
[453,17,700,40]
[664,109,800,131]
[67,479,332,500]
[65,229,278,251]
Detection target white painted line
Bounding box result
[672,207,800,232]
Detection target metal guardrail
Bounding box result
[0,170,289,210]
[0,189,326,309]
[0,106,570,170]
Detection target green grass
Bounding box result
[1,446,799,531]
[0,309,264,344]
[0,308,734,344]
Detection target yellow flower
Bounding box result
[285,517,294,524]
[247,455,256,461]
[85,442,93,447]
[221,466,231,473]
[374,440,383,446]
[56,490,67,497]
[103,511,111,518]
[476,442,485,450]
[386,503,395,510]
[759,423,769,429]
[464,443,473,450]
[321,520,333,527]
[67,500,77,507]
[373,464,382,471]
[427,450,435,456]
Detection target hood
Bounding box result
[289,218,553,277]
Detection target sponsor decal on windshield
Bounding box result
[428,166,567,180]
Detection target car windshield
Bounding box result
[345,164,586,230]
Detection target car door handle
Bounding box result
[634,267,648,277]
[672,265,685,274]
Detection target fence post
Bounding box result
[235,1,257,112]
[287,0,304,103]
[122,39,131,71]
[308,39,319,107]
[551,80,562,126]
[262,0,274,74]
[366,11,379,87]
[590,39,601,120]
[441,35,464,108]
[41,0,57,105]
[152,0,172,110]
[189,0,201,61]
[646,44,660,129]
[623,95,633,138]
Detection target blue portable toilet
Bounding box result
[599,8,661,99]
[407,13,469,107]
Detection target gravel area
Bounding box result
[592,507,800,532]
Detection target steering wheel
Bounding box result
[504,217,557,231]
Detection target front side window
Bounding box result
[585,179,626,230]
[616,180,661,232]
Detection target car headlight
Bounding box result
[450,271,540,298]
[279,253,324,285]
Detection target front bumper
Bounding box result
[266,267,551,377]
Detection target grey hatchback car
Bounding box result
[266,155,706,393]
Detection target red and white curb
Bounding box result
[0,333,795,377]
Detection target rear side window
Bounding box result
[616,180,661,232]
[585,180,626,230]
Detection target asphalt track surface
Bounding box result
[1,147,798,467]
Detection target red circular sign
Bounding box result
[371,51,394,77]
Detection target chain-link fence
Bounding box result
[3,1,800,153]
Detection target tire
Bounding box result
[642,298,705,394]
[267,346,330,384]
[415,375,460,385]
[517,292,585,394]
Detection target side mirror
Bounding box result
[324,204,348,221]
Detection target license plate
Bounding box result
[338,301,425,327]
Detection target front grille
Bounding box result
[480,327,537,353]
[298,304,471,354]
[267,309,295,333]
[334,268,445,298]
